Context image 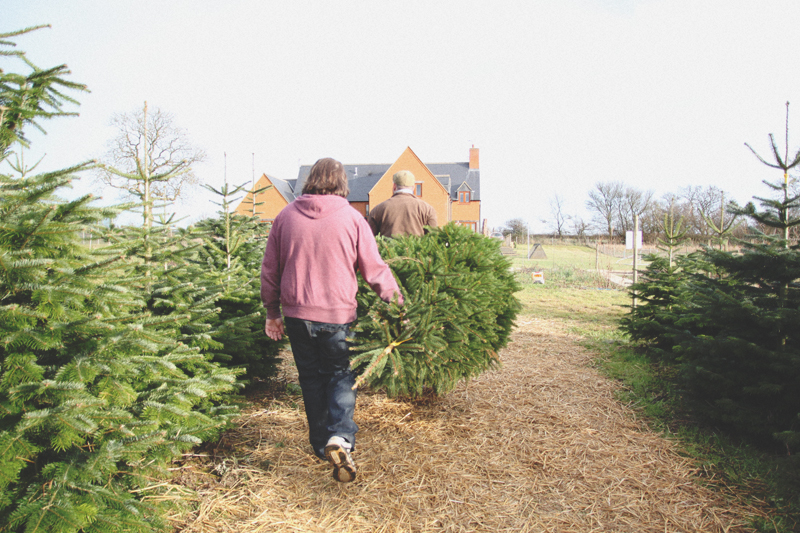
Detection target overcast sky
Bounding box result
[5,0,800,232]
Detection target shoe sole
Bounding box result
[324,444,356,483]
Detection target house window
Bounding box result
[456,221,477,231]
[415,182,422,196]
[458,191,470,203]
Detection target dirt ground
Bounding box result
[170,318,766,533]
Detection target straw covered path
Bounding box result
[172,318,764,532]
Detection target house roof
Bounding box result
[268,175,296,204]
[295,164,385,202]
[426,163,481,201]
[293,161,480,202]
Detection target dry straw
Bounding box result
[168,318,768,532]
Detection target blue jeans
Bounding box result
[284,317,357,459]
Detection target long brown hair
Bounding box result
[302,158,349,197]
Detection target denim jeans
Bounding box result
[284,317,357,459]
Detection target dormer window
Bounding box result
[458,191,470,203]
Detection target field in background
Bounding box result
[504,243,645,290]
[509,242,653,270]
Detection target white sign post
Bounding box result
[628,216,641,307]
[625,230,642,250]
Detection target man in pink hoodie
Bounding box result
[261,157,403,483]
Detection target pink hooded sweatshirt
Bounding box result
[261,194,403,324]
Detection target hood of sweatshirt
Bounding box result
[291,194,351,220]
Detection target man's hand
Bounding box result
[265,317,284,341]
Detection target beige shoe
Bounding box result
[324,436,356,483]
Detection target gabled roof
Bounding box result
[294,160,480,202]
[295,164,387,202]
[347,173,384,201]
[268,175,296,204]
[426,163,481,201]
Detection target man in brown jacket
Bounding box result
[368,170,438,238]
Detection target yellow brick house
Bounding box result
[235,146,482,231]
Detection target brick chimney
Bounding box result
[469,145,479,169]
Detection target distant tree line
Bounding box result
[503,179,800,247]
[585,181,744,245]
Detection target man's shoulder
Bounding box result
[414,196,436,210]
[370,197,390,213]
[392,193,423,204]
[373,194,404,210]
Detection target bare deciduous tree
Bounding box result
[549,194,568,239]
[586,181,623,240]
[678,185,728,244]
[570,215,590,242]
[616,186,653,234]
[503,218,528,244]
[96,102,205,226]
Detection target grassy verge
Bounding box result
[592,340,800,532]
[513,247,799,532]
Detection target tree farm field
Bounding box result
[509,243,649,290]
[171,246,769,533]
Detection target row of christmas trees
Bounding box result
[622,107,800,452]
[1,28,285,530]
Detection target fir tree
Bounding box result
[700,191,740,251]
[623,106,800,449]
[621,199,697,351]
[0,26,87,155]
[657,197,689,267]
[743,101,800,249]
[0,28,239,533]
[351,224,521,398]
[188,178,283,382]
[671,244,800,447]
[620,252,711,355]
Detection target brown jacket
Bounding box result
[368,192,438,238]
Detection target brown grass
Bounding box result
[169,318,766,532]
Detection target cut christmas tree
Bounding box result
[351,224,521,398]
